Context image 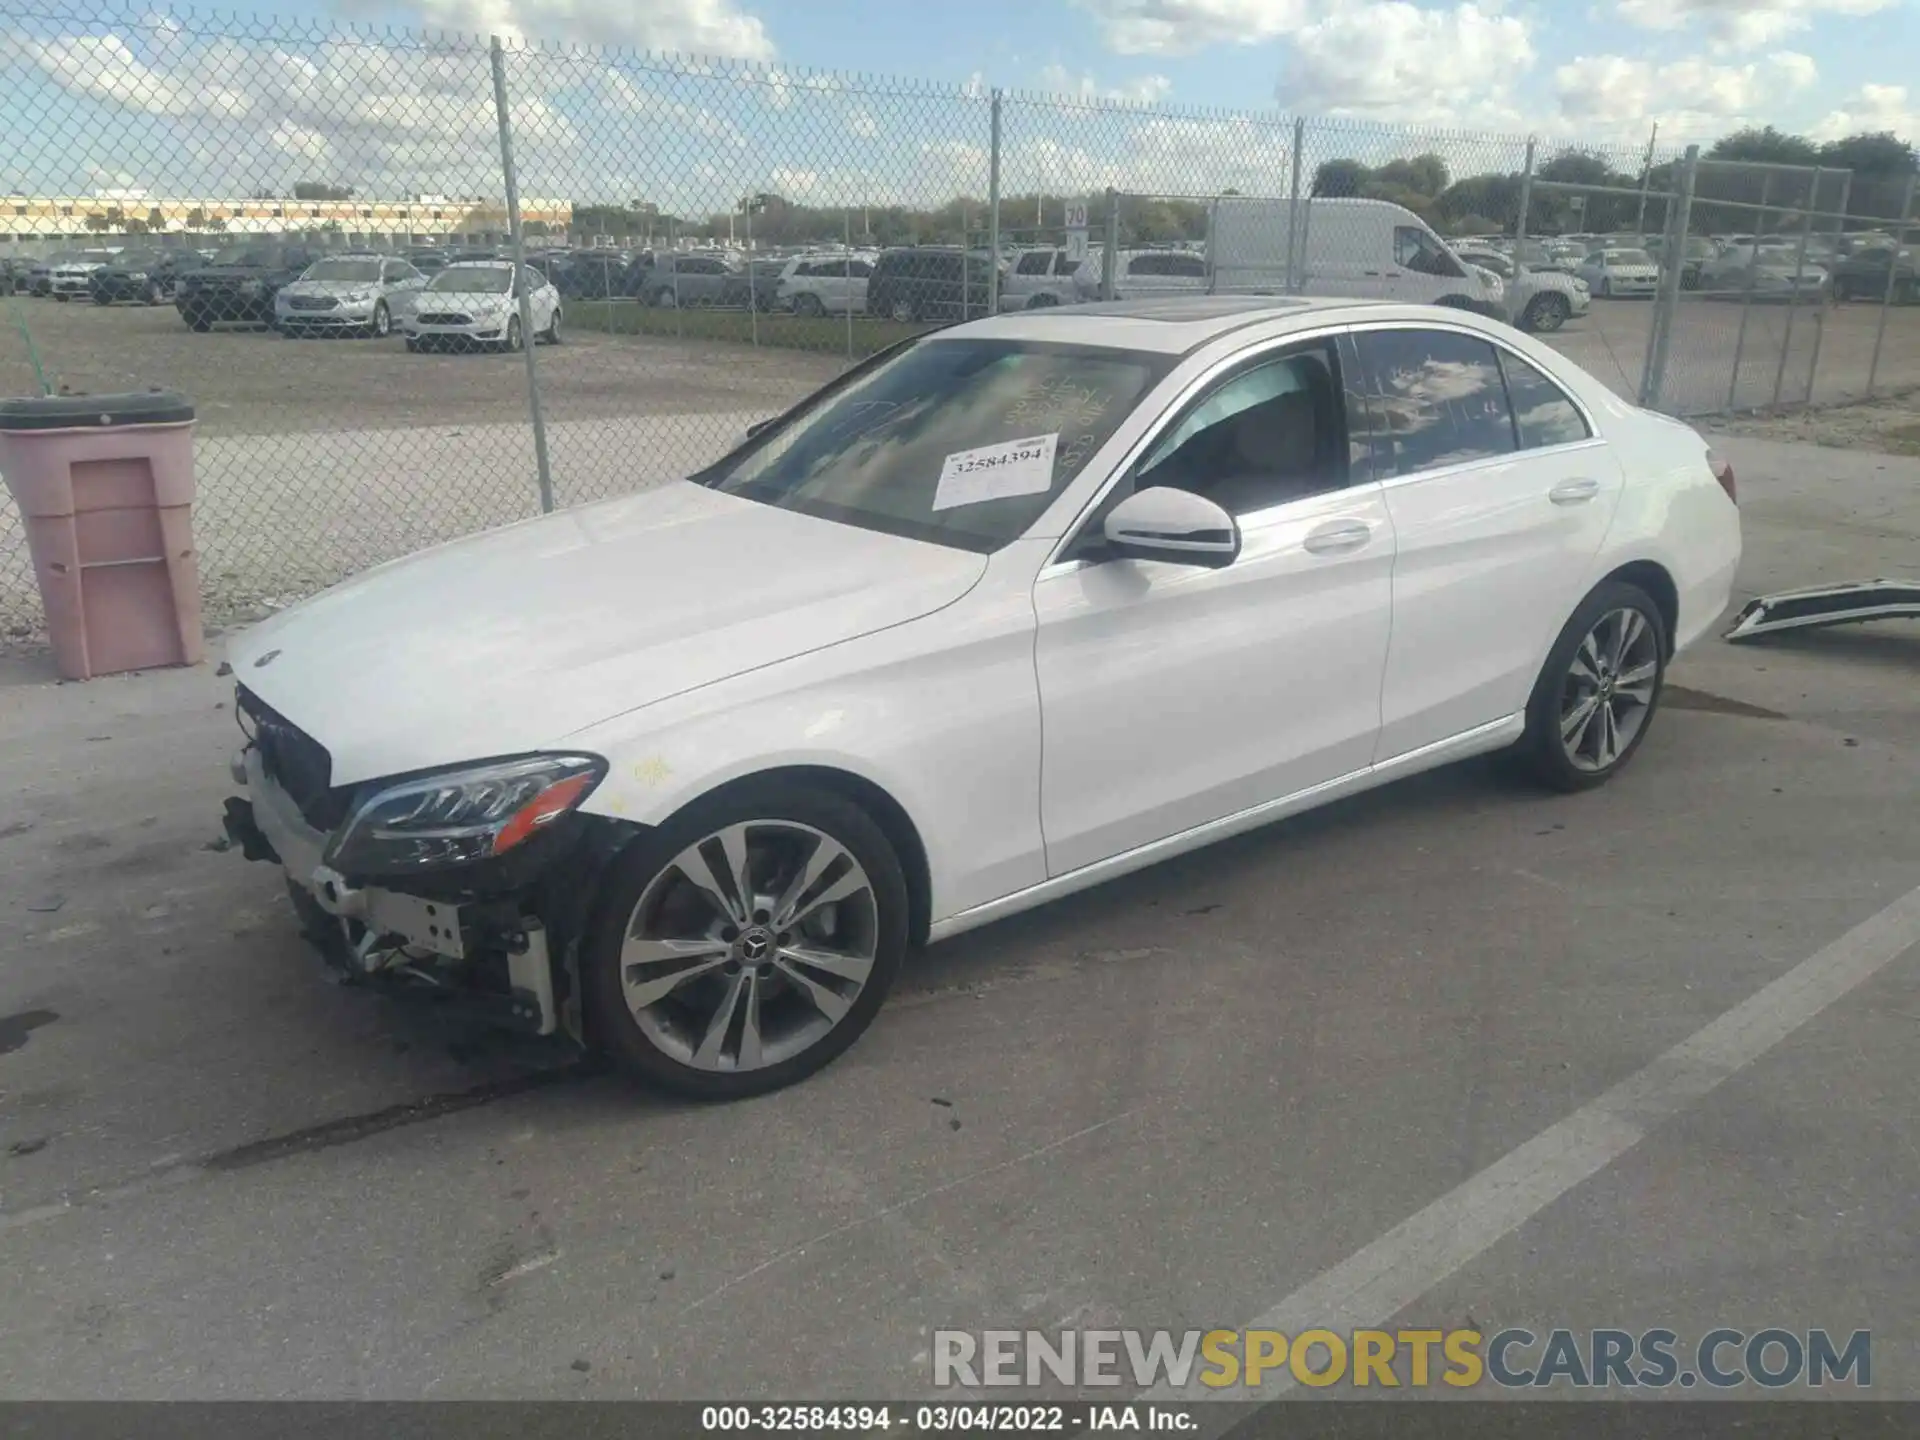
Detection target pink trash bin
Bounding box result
[0,390,204,680]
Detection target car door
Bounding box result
[845,256,873,313]
[1031,333,1396,876]
[1350,324,1623,763]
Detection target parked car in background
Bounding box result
[48,248,121,301]
[1827,241,1916,304]
[275,254,428,338]
[542,249,632,300]
[175,244,321,330]
[1698,241,1829,302]
[1072,247,1209,303]
[1455,247,1589,333]
[218,294,1741,1100]
[633,252,741,308]
[87,247,197,305]
[1000,247,1081,310]
[722,257,789,311]
[1641,234,1720,290]
[0,257,30,296]
[775,253,874,315]
[1577,246,1661,298]
[24,252,81,297]
[401,260,560,352]
[865,247,1002,323]
[404,247,452,276]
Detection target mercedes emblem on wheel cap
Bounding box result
[740,930,772,960]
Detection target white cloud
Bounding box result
[1278,3,1535,129]
[1036,64,1173,103]
[364,0,773,59]
[1809,83,1919,141]
[1555,50,1821,141]
[1074,0,1318,55]
[846,105,879,138]
[5,22,578,195]
[1613,0,1897,52]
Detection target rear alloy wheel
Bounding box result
[586,786,908,1100]
[503,315,523,352]
[1515,580,1667,792]
[1522,293,1570,333]
[370,301,392,338]
[888,297,916,323]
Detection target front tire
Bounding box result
[404,336,421,353]
[1522,293,1570,333]
[887,296,917,323]
[370,301,392,338]
[542,306,562,344]
[1514,580,1668,792]
[794,292,825,317]
[502,315,523,352]
[584,783,909,1100]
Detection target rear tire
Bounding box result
[1513,580,1668,793]
[583,782,908,1100]
[888,297,916,323]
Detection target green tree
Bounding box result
[1709,126,1821,167]
[292,181,355,201]
[1371,153,1449,197]
[1816,130,1917,177]
[1310,158,1369,198]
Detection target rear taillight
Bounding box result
[1706,448,1736,505]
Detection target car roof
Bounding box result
[947,295,1389,353]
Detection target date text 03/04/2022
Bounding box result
[699,1404,1192,1432]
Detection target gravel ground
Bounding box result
[1703,392,1920,456]
[3,293,1918,642]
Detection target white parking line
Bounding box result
[1142,878,1920,1411]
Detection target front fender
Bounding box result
[565,541,1051,924]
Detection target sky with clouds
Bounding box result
[2,0,1915,216]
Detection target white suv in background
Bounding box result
[1071,247,1209,302]
[775,253,876,315]
[999,247,1081,310]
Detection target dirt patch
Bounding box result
[1702,392,1920,457]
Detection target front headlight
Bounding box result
[325,753,605,875]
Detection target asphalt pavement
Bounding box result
[0,434,1917,1402]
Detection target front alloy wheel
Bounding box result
[586,786,907,1099]
[1516,580,1667,791]
[371,301,392,337]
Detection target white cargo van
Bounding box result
[1207,196,1506,319]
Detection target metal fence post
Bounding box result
[988,89,1003,315]
[1804,170,1850,404]
[1639,144,1697,410]
[1633,122,1658,236]
[1727,170,1773,411]
[1867,172,1917,397]
[1772,167,1823,408]
[845,208,855,363]
[1101,187,1119,301]
[1513,137,1537,323]
[1285,116,1305,294]
[488,34,554,515]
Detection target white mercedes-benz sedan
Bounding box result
[221,296,1742,1099]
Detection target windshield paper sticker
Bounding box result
[931,433,1059,511]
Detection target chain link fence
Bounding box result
[4,1,1919,641]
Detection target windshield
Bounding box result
[428,264,513,293]
[698,338,1166,553]
[1604,249,1652,266]
[303,259,384,282]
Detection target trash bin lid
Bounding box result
[0,390,194,432]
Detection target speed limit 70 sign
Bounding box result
[1063,202,1088,230]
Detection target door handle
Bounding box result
[1303,519,1373,554]
[1549,477,1601,505]
[1362,270,1381,277]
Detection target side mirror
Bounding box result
[1102,487,1241,569]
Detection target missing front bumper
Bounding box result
[1724,579,1920,641]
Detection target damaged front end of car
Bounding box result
[220,686,636,1045]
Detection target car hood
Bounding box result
[413,289,513,306]
[226,482,987,786]
[281,279,378,296]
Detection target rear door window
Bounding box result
[1352,328,1517,477]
